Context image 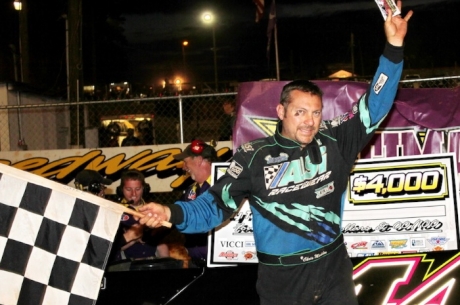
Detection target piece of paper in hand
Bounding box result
[375,0,401,20]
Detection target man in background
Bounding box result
[173,139,219,261]
[219,99,236,141]
[121,128,142,146]
[112,169,169,261]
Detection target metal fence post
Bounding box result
[178,95,184,144]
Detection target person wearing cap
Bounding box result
[173,139,219,261]
[74,169,112,198]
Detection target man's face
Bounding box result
[276,90,322,147]
[122,179,144,205]
[222,102,234,115]
[182,156,202,182]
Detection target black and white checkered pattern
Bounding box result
[0,164,124,305]
[264,164,282,189]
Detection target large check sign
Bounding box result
[344,154,459,257]
[209,154,460,265]
[349,164,446,204]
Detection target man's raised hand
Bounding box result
[385,0,413,47]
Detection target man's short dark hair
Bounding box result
[222,99,235,106]
[120,169,145,187]
[280,80,323,107]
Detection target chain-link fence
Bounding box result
[1,76,459,204]
[1,76,460,152]
[0,90,237,151]
[399,75,460,89]
[0,89,238,204]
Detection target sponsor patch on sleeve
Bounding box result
[241,143,254,152]
[373,73,389,94]
[227,160,243,179]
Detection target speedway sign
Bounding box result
[209,154,460,265]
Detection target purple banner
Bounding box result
[234,81,460,171]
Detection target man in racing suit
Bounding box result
[140,4,412,304]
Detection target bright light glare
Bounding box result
[201,12,214,24]
[14,0,22,10]
[183,41,189,47]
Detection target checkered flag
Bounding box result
[0,163,125,305]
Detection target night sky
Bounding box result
[1,0,459,96]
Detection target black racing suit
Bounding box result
[168,42,403,303]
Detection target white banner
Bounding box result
[208,154,460,265]
[344,154,459,257]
